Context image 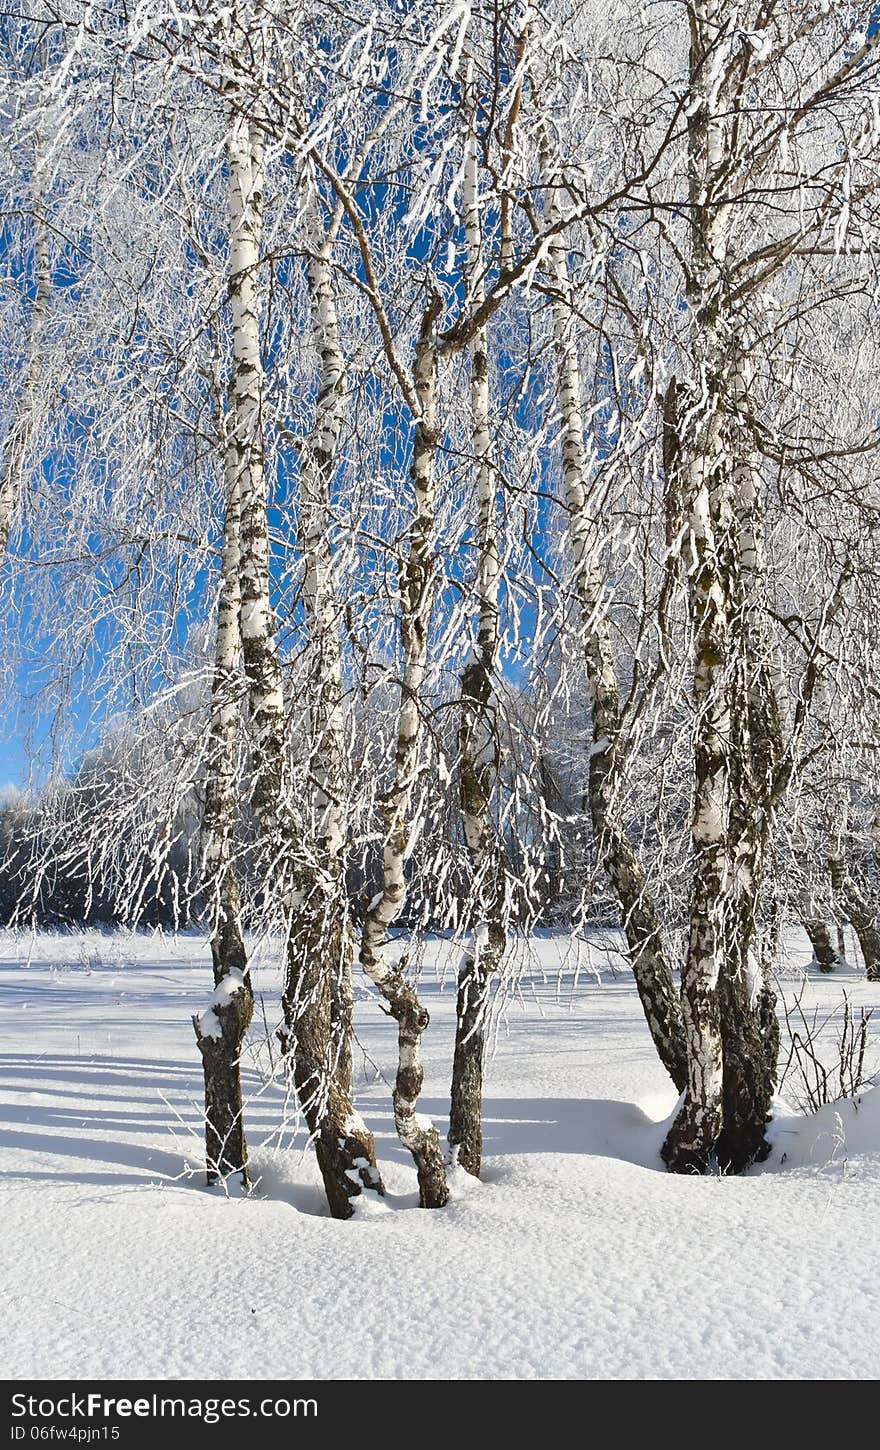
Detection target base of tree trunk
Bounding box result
[662,982,777,1176]
[448,942,500,1178]
[714,979,777,1173]
[280,1033,386,1220]
[662,1110,772,1176]
[391,983,450,1208]
[406,1131,450,1208]
[282,920,386,1221]
[193,984,254,1190]
[660,1110,720,1175]
[313,1109,385,1220]
[802,917,839,973]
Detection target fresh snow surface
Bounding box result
[1,927,879,1381]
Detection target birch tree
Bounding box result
[222,75,385,1215]
[192,440,252,1187]
[0,162,48,562]
[531,59,688,1094]
[293,163,358,1098]
[656,2,880,1170]
[447,54,518,1177]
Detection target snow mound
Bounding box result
[766,1083,880,1175]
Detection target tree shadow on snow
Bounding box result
[483,1094,675,1170]
[0,1051,274,1197]
[0,1052,677,1207]
[356,1091,677,1173]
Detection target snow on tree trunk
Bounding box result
[715,393,780,1173]
[663,7,778,1172]
[540,138,687,1095]
[226,112,382,1218]
[663,3,735,1171]
[360,291,450,1210]
[660,415,729,1172]
[449,113,507,1178]
[0,156,49,558]
[296,164,357,1098]
[193,440,252,1189]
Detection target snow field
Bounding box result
[1,928,878,1380]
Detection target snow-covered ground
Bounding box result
[2,927,879,1381]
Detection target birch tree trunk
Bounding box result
[796,576,880,979]
[0,157,49,558]
[540,143,687,1094]
[822,732,880,981]
[662,3,734,1171]
[193,454,252,1188]
[797,833,840,973]
[713,368,780,1172]
[296,165,356,1099]
[360,292,450,1210]
[801,913,840,971]
[829,849,880,980]
[449,116,507,1177]
[777,593,841,970]
[660,404,730,1172]
[663,6,778,1171]
[226,113,383,1218]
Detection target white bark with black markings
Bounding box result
[0,156,49,559]
[227,111,383,1218]
[662,1,733,1170]
[296,163,357,1095]
[360,290,449,1210]
[449,111,508,1178]
[193,422,252,1189]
